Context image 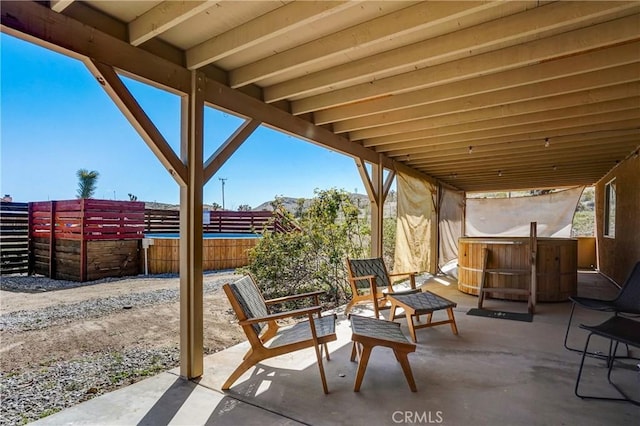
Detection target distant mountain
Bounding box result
[143,192,396,216]
[253,192,397,217]
[253,193,369,212]
[144,201,221,211]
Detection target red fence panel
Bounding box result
[28,199,145,281]
[29,199,145,241]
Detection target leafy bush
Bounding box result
[241,189,370,308]
[383,217,396,271]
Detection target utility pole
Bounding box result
[219,178,227,210]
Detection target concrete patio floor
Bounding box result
[35,271,639,425]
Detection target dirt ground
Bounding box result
[0,273,245,373]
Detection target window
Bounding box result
[604,179,616,238]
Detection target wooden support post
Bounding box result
[179,70,205,379]
[529,221,537,315]
[371,160,384,258]
[82,59,205,376]
[355,156,395,258]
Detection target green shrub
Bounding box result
[242,189,369,308]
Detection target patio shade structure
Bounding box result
[2,1,638,379]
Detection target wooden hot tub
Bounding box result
[458,237,577,302]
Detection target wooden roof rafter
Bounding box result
[3,0,638,192]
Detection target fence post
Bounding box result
[27,202,34,275]
[80,199,87,282]
[48,201,56,278]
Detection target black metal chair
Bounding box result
[564,261,640,357]
[574,315,640,406]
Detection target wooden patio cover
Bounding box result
[2,1,638,379]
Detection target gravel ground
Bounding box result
[1,278,225,332]
[0,272,240,426]
[1,348,180,425]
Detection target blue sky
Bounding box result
[1,33,370,209]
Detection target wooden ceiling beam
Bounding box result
[201,76,384,167]
[292,13,640,113]
[271,1,635,103]
[384,118,640,158]
[408,138,639,165]
[438,166,622,181]
[0,0,192,94]
[186,1,353,70]
[402,134,640,164]
[433,173,622,189]
[230,1,502,88]
[457,179,602,191]
[439,166,624,182]
[339,79,639,136]
[416,148,635,172]
[0,1,419,177]
[129,1,217,46]
[315,41,640,125]
[50,0,74,13]
[441,176,611,191]
[371,109,640,150]
[354,94,639,142]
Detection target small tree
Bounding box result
[383,217,397,271]
[237,204,252,211]
[211,202,222,211]
[242,188,370,308]
[128,193,138,201]
[76,169,99,199]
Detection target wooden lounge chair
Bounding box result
[222,275,337,393]
[345,257,419,319]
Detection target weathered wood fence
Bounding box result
[0,201,30,275]
[0,201,298,280]
[144,209,295,234]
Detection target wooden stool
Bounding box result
[349,314,417,392]
[388,291,458,343]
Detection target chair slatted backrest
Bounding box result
[614,261,640,314]
[227,276,269,336]
[348,258,391,291]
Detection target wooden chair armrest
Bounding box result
[239,306,322,325]
[265,290,325,305]
[388,271,417,278]
[349,274,376,282]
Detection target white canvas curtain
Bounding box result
[465,187,584,237]
[394,171,436,273]
[438,186,464,268]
